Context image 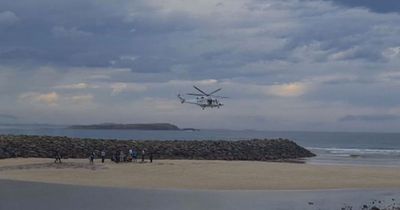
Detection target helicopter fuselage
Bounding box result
[177,95,223,110]
[195,96,223,109]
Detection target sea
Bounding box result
[1,124,400,167]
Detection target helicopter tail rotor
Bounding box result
[177,94,185,103]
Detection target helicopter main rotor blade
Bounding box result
[208,88,222,96]
[214,95,229,99]
[193,85,208,96]
[187,93,204,96]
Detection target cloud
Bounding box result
[2,0,400,131]
[327,0,400,14]
[110,83,127,95]
[119,55,137,62]
[110,55,138,68]
[266,83,309,97]
[167,79,218,86]
[0,0,398,73]
[328,47,360,61]
[68,94,94,104]
[110,82,147,95]
[20,92,59,106]
[33,92,59,105]
[54,82,92,90]
[382,46,400,59]
[142,97,180,112]
[0,11,18,26]
[19,91,94,106]
[51,26,92,38]
[339,114,400,122]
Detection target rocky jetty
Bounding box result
[0,135,315,161]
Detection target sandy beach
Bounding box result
[2,158,400,190]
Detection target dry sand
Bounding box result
[1,158,400,190]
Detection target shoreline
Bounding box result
[2,158,400,190]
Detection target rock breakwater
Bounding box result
[0,135,315,161]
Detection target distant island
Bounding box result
[68,123,195,131]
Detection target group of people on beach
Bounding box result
[54,148,154,164]
[90,148,153,164]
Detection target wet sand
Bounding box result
[1,179,400,210]
[2,158,400,190]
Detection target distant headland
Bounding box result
[68,123,197,131]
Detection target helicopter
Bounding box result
[177,85,228,110]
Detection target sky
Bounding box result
[1,0,400,132]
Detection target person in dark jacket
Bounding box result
[101,150,106,163]
[89,152,95,164]
[115,151,120,163]
[54,151,62,164]
[149,152,153,163]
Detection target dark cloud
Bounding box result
[327,0,400,14]
[0,0,398,77]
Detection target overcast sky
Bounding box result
[1,0,400,132]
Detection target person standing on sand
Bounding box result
[89,152,95,164]
[54,151,62,164]
[115,151,120,163]
[141,149,145,163]
[132,148,137,163]
[101,150,106,163]
[120,150,125,162]
[128,148,133,162]
[149,152,153,163]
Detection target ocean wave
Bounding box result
[307,147,400,156]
